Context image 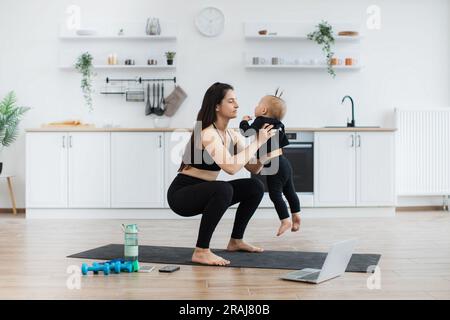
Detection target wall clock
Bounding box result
[194,7,225,37]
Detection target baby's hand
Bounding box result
[242,115,252,121]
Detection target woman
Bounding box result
[167,82,276,266]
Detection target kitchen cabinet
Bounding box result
[314,132,356,206]
[314,132,395,207]
[68,132,111,208]
[356,132,395,206]
[26,132,68,207]
[26,132,110,208]
[112,132,164,208]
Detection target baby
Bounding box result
[239,92,301,236]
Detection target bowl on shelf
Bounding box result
[76,29,97,36]
[337,31,359,37]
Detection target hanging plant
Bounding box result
[307,21,336,78]
[75,52,95,111]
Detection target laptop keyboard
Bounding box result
[298,272,320,281]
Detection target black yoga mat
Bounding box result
[68,244,381,273]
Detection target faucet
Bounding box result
[341,95,355,127]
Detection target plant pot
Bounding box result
[167,59,173,65]
[0,162,3,175]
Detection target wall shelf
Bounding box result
[243,21,363,73]
[245,64,362,70]
[59,35,177,40]
[58,21,177,71]
[245,35,362,41]
[59,65,176,70]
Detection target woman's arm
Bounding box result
[203,124,275,175]
[231,129,265,174]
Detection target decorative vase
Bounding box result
[146,18,161,35]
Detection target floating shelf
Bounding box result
[245,35,362,41]
[59,35,177,40]
[59,65,176,70]
[245,64,362,70]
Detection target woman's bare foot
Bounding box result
[291,213,301,232]
[226,238,264,253]
[192,248,230,266]
[277,218,292,236]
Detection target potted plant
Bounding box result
[0,91,30,174]
[165,51,176,65]
[307,21,336,78]
[75,52,96,111]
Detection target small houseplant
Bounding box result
[0,91,30,174]
[75,52,95,111]
[165,51,176,65]
[307,21,336,78]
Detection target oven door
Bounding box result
[251,142,314,193]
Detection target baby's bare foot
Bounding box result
[191,248,230,266]
[291,213,301,232]
[226,238,264,253]
[277,218,292,236]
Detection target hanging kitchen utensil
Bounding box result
[150,82,156,114]
[154,81,165,116]
[145,83,152,115]
[160,82,166,113]
[126,86,145,102]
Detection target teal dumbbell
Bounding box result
[81,262,110,275]
[106,261,133,273]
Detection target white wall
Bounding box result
[0,0,449,208]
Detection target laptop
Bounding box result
[280,239,357,284]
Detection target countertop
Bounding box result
[26,127,397,132]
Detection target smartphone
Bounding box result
[138,265,155,273]
[159,265,180,273]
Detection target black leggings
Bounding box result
[167,173,264,249]
[265,155,301,220]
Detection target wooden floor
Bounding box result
[0,211,449,300]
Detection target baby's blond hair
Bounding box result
[263,95,287,120]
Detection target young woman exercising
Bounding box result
[167,82,277,266]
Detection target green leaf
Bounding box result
[0,91,30,147]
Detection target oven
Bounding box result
[251,131,314,196]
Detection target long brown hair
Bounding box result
[178,82,234,172]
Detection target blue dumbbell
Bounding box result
[97,260,133,273]
[81,262,110,275]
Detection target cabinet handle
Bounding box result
[357,135,361,147]
[350,135,354,147]
[158,135,162,148]
[62,136,66,148]
[69,136,73,148]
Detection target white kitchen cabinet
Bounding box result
[314,132,356,206]
[314,131,395,207]
[67,132,111,208]
[26,132,68,208]
[356,132,395,206]
[112,132,164,208]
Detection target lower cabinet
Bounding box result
[314,131,395,207]
[111,132,164,208]
[26,132,68,208]
[68,132,111,208]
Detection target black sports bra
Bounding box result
[190,125,236,171]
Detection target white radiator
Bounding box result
[395,108,450,196]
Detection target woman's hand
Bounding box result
[257,123,276,146]
[242,115,252,122]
